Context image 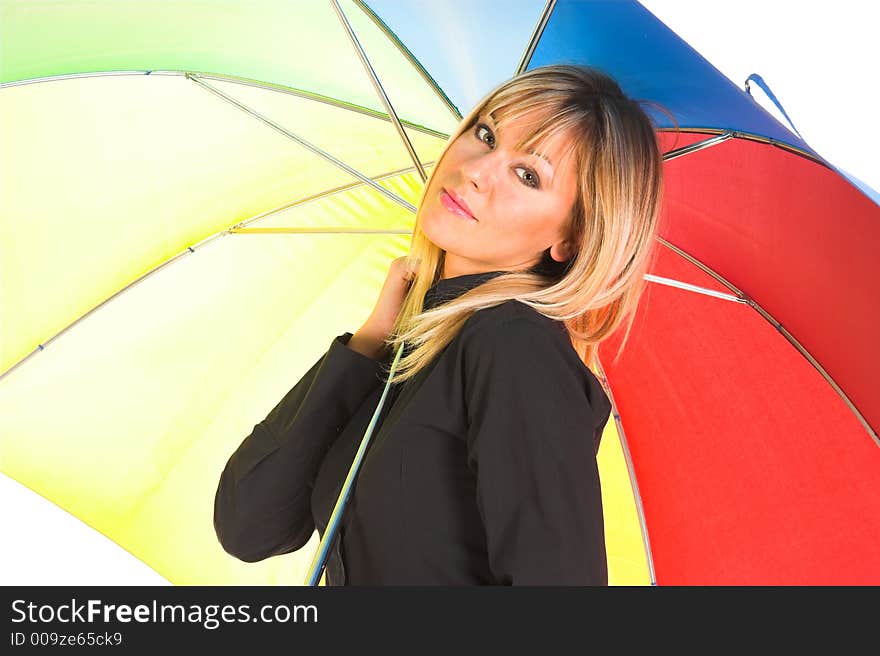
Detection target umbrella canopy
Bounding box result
[2,0,878,585]
[1,0,649,586]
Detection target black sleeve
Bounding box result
[213,332,385,562]
[462,316,610,585]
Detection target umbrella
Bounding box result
[1,0,878,586]
[515,0,878,584]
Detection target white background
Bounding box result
[1,1,877,586]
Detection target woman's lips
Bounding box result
[440,189,476,221]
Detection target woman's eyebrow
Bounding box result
[528,150,553,169]
[523,147,555,178]
[483,114,554,173]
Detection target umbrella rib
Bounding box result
[643,274,745,303]
[656,236,879,447]
[659,127,827,166]
[662,131,735,160]
[193,73,448,140]
[591,356,658,586]
[331,0,428,183]
[234,227,412,234]
[0,162,424,383]
[0,70,449,139]
[515,0,558,75]
[186,73,417,213]
[351,0,463,122]
[229,161,433,232]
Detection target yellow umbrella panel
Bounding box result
[0,0,648,586]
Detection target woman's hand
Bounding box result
[347,256,419,360]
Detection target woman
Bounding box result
[213,64,665,585]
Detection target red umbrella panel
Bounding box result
[596,130,880,585]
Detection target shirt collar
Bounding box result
[423,270,508,311]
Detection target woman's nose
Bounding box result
[459,151,496,191]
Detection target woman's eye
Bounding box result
[516,166,540,189]
[474,122,539,189]
[474,123,495,147]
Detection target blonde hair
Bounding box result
[382,64,671,385]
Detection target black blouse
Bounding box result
[213,270,612,585]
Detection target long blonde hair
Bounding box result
[383,64,670,385]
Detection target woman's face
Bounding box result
[419,107,580,279]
